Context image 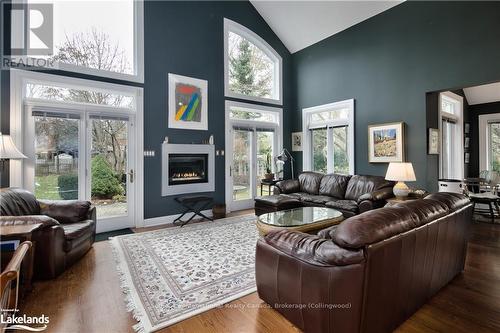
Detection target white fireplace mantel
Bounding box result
[161,143,215,196]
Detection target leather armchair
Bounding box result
[0,188,96,279]
[357,187,395,212]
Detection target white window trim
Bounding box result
[438,91,464,180]
[9,68,144,228]
[11,0,144,83]
[223,18,282,105]
[302,99,355,175]
[224,100,283,212]
[479,113,500,171]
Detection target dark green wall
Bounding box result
[143,1,291,218]
[291,1,500,192]
[469,101,500,177]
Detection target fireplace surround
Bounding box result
[162,143,215,196]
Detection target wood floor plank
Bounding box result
[20,218,500,333]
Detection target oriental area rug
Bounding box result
[110,214,259,333]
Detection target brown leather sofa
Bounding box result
[256,192,472,333]
[255,172,395,217]
[0,188,96,279]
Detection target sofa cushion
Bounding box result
[255,195,300,207]
[0,188,40,216]
[39,200,91,224]
[332,197,459,249]
[325,200,359,213]
[298,172,324,195]
[299,194,336,205]
[345,175,393,201]
[0,215,59,228]
[319,174,352,199]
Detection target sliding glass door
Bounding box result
[28,106,135,233]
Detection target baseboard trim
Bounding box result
[143,209,213,228]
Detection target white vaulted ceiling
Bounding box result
[464,81,500,105]
[250,1,403,53]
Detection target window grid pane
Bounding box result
[332,126,349,174]
[489,123,500,172]
[311,128,327,173]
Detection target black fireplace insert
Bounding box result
[168,154,208,185]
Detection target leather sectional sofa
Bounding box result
[255,192,472,333]
[0,188,96,279]
[255,172,395,217]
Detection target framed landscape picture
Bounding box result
[428,128,439,154]
[291,132,303,151]
[368,122,405,163]
[168,73,208,130]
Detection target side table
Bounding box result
[260,179,278,196]
[0,223,43,295]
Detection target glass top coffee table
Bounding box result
[256,207,344,236]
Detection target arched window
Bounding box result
[224,18,282,105]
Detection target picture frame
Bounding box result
[464,137,470,149]
[368,122,405,163]
[291,132,303,151]
[464,123,470,134]
[428,128,440,154]
[465,152,470,164]
[168,73,208,131]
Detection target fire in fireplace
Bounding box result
[168,154,208,185]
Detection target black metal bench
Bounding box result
[173,195,214,227]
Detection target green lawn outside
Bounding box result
[35,175,64,200]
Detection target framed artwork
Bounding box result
[368,122,405,163]
[428,128,439,154]
[464,137,470,149]
[465,152,470,164]
[168,73,208,131]
[291,132,303,151]
[464,123,470,134]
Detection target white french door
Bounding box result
[24,103,136,233]
[227,125,278,211]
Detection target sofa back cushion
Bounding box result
[332,194,469,249]
[344,175,393,201]
[0,188,40,216]
[298,172,324,195]
[39,200,91,224]
[319,174,352,199]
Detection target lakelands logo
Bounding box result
[2,1,55,69]
[1,312,49,331]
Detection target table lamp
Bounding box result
[0,132,27,167]
[385,162,416,199]
[275,148,295,180]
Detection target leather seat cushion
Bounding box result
[39,200,91,224]
[300,194,336,204]
[298,172,324,195]
[61,221,94,240]
[325,199,359,213]
[319,174,351,199]
[254,195,300,206]
[0,188,41,216]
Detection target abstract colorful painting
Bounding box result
[168,73,208,130]
[368,122,405,163]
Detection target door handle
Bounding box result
[129,169,134,183]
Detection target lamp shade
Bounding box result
[0,133,27,159]
[385,162,416,182]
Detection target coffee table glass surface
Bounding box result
[257,207,343,235]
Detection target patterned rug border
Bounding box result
[109,214,258,333]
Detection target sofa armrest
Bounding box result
[275,179,300,194]
[0,215,59,228]
[358,187,394,203]
[38,200,92,224]
[263,230,364,266]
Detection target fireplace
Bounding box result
[168,154,208,185]
[162,143,215,196]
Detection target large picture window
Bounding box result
[439,91,463,180]
[302,99,355,175]
[478,113,500,173]
[224,18,282,105]
[22,0,144,82]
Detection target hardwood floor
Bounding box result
[21,219,500,333]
